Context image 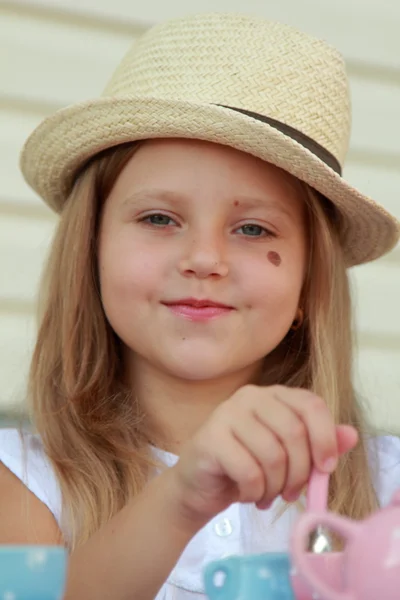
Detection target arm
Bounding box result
[0,462,63,545]
[0,462,201,600]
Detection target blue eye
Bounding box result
[238,224,274,237]
[240,224,263,236]
[143,214,174,226]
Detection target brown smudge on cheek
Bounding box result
[233,200,239,207]
[267,250,282,267]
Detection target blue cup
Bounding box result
[0,545,68,600]
[204,553,295,600]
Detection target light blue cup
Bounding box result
[0,546,68,600]
[204,553,295,600]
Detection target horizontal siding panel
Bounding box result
[0,108,47,205]
[8,0,400,68]
[0,214,56,303]
[349,77,400,156]
[350,263,400,337]
[344,164,400,221]
[0,313,35,411]
[355,346,400,434]
[0,7,135,107]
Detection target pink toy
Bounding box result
[290,553,343,600]
[289,468,344,599]
[306,467,330,513]
[292,476,400,600]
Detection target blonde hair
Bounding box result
[28,142,378,549]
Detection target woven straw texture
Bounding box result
[20,12,399,266]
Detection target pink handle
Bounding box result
[306,468,329,512]
[291,512,359,600]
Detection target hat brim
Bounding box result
[20,96,399,266]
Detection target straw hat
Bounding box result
[20,12,399,266]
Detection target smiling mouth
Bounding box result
[162,298,234,321]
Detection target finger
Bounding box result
[272,386,338,473]
[231,413,288,506]
[250,396,311,502]
[336,424,358,456]
[211,432,266,504]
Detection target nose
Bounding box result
[178,233,229,279]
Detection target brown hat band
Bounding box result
[217,105,342,176]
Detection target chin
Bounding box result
[163,360,230,381]
[156,345,255,382]
[151,346,230,380]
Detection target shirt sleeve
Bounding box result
[0,427,62,525]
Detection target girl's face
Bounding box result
[98,139,307,381]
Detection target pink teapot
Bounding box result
[291,476,400,600]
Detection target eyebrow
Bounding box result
[120,189,296,222]
[230,194,295,220]
[121,189,186,209]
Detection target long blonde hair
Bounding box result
[28,142,378,549]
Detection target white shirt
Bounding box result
[0,428,399,600]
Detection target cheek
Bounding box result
[242,254,303,311]
[98,233,161,304]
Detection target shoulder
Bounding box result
[367,434,400,506]
[0,428,62,525]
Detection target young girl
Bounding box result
[0,11,399,600]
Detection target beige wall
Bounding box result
[1,0,400,431]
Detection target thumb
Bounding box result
[336,424,358,457]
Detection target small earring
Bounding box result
[291,307,304,331]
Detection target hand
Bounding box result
[169,384,358,525]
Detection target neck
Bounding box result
[127,357,262,454]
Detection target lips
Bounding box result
[163,298,233,309]
[162,297,234,321]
